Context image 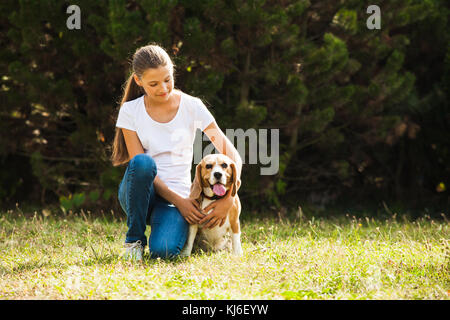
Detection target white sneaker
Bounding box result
[123,240,144,261]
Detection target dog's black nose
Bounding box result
[214,172,222,180]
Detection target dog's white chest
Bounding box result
[197,198,231,250]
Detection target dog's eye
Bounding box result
[221,163,228,169]
[205,164,213,169]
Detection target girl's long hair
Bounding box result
[111,44,175,166]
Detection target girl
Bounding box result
[111,44,242,260]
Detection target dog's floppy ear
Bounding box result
[230,162,241,197]
[190,161,204,199]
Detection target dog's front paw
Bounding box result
[232,246,243,257]
[231,234,243,256]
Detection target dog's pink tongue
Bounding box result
[212,183,227,196]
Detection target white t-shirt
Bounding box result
[116,91,215,199]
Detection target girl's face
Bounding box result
[134,65,174,102]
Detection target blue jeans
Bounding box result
[118,154,189,258]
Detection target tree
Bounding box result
[0,0,448,214]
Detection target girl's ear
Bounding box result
[230,162,241,197]
[190,161,204,199]
[133,73,142,87]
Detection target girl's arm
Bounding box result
[202,121,243,179]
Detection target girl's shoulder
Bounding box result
[121,95,144,111]
[178,90,205,108]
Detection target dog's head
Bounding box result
[191,154,241,200]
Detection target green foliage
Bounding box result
[59,189,112,215]
[0,0,448,213]
[59,193,86,214]
[333,9,358,35]
[89,190,100,202]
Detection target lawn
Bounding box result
[0,207,448,299]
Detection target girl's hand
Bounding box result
[199,195,234,229]
[175,197,205,224]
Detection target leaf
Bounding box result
[72,193,86,208]
[89,190,100,202]
[102,189,113,201]
[59,195,73,212]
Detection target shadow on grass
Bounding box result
[0,260,55,275]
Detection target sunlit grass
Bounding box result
[0,208,448,299]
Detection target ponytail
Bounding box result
[120,73,144,105]
[111,73,144,167]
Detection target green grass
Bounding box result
[0,208,448,299]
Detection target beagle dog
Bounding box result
[180,154,242,256]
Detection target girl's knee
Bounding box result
[148,205,188,259]
[149,223,188,259]
[149,241,183,259]
[130,154,157,178]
